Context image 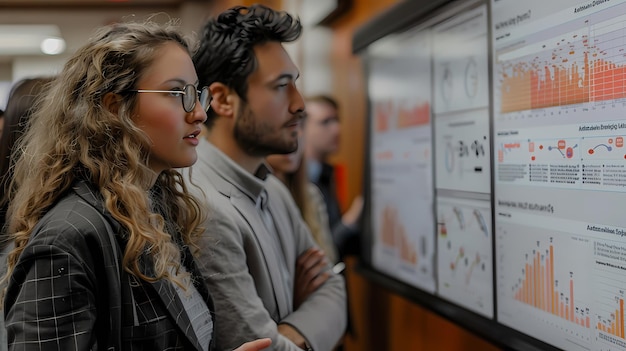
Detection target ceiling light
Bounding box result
[40,37,66,55]
[0,24,65,56]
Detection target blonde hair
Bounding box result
[5,21,203,290]
[284,166,323,241]
[272,155,337,263]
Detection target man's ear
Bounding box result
[209,82,236,118]
[102,92,121,115]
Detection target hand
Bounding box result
[233,338,272,351]
[342,195,363,229]
[278,323,307,349]
[294,247,330,309]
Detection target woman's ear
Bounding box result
[102,92,121,115]
[209,82,236,118]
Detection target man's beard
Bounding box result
[233,103,300,157]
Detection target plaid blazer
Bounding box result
[4,179,215,351]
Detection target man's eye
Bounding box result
[322,118,338,126]
[276,81,290,89]
[169,89,184,97]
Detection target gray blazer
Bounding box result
[187,139,347,351]
[4,179,215,351]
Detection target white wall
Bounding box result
[299,26,333,97]
[283,0,334,97]
[11,56,67,84]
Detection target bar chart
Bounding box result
[492,0,626,121]
[497,13,626,114]
[597,297,624,338]
[497,220,594,350]
[512,240,591,329]
[379,205,419,265]
[594,239,626,350]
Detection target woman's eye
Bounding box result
[169,89,184,97]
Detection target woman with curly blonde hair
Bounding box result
[2,20,270,351]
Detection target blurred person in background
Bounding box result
[304,95,363,261]
[266,134,339,264]
[0,77,54,351]
[2,20,270,351]
[0,77,55,240]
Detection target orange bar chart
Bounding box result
[598,297,625,339]
[396,102,430,129]
[379,205,418,266]
[499,30,626,113]
[513,244,590,328]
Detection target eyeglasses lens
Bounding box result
[183,85,196,112]
[182,85,210,113]
[199,87,210,112]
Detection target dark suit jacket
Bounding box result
[310,161,360,260]
[4,179,215,351]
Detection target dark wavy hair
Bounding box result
[0,77,54,241]
[193,4,302,128]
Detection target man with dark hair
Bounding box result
[190,5,347,351]
[304,95,363,260]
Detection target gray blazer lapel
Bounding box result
[229,191,291,318]
[142,255,204,350]
[74,179,205,350]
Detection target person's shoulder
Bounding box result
[306,182,324,199]
[265,174,291,197]
[183,167,219,195]
[266,174,299,205]
[266,174,304,220]
[187,174,242,226]
[181,163,232,209]
[30,191,113,250]
[186,159,236,199]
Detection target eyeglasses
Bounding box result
[130,84,211,113]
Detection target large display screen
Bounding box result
[359,0,626,349]
[492,0,626,350]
